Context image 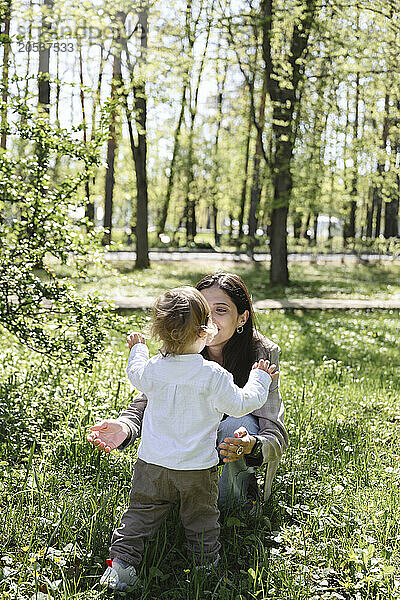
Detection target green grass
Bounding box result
[1,308,399,599]
[61,260,400,303]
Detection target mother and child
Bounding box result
[88,272,288,592]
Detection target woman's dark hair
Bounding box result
[196,273,260,387]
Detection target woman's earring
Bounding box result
[236,325,244,334]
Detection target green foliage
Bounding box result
[0,94,114,365]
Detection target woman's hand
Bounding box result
[87,420,130,453]
[218,426,256,463]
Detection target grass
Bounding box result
[1,305,399,599]
[58,260,400,303]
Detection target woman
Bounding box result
[88,273,288,511]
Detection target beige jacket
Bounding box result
[117,334,288,501]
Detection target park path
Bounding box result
[105,250,397,264]
[109,296,400,311]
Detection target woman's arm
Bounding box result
[87,392,148,452]
[115,392,148,449]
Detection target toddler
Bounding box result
[100,286,278,591]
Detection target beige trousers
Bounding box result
[110,458,221,568]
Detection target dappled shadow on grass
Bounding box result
[112,261,400,301]
[245,262,400,301]
[278,309,400,388]
[52,260,400,303]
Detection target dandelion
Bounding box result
[183,569,190,573]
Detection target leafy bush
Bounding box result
[0,94,114,365]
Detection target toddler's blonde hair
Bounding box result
[151,286,213,355]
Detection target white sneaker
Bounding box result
[100,558,138,591]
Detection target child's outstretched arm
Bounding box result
[126,331,150,392]
[213,360,279,417]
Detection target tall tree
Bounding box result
[156,0,195,236]
[238,95,253,240]
[121,6,150,268]
[262,0,317,284]
[210,45,228,246]
[38,0,54,113]
[184,0,213,243]
[0,0,11,149]
[103,21,123,247]
[384,99,400,238]
[248,72,267,257]
[87,42,106,225]
[372,92,390,239]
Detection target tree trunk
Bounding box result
[87,42,105,224]
[102,34,122,247]
[132,9,149,268]
[302,212,311,242]
[270,205,289,285]
[373,93,390,239]
[248,74,267,257]
[313,212,319,244]
[262,0,316,285]
[157,82,187,235]
[348,71,360,239]
[22,0,33,108]
[384,100,400,238]
[238,102,253,239]
[78,42,92,227]
[366,185,374,238]
[120,9,150,267]
[384,197,399,238]
[328,215,332,240]
[184,2,212,244]
[38,0,54,113]
[211,46,228,247]
[293,213,302,238]
[0,0,11,149]
[342,82,351,246]
[157,0,194,236]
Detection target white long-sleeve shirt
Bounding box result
[126,343,272,470]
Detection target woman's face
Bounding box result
[200,285,249,349]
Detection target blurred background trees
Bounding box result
[0,0,399,284]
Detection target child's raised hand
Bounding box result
[252,358,279,379]
[127,332,146,349]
